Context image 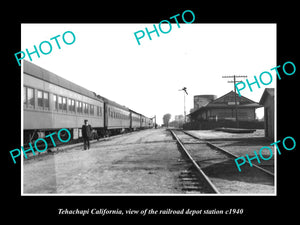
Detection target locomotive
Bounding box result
[23,60,153,143]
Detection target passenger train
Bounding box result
[23,60,154,143]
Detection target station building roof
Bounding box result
[189,91,262,117]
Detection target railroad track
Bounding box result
[169,129,275,194]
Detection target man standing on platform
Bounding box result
[82,119,92,150]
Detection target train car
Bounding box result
[101,97,131,135]
[145,117,154,128]
[140,114,148,129]
[129,109,141,131]
[23,60,153,144]
[23,60,105,142]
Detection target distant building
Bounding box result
[259,88,274,139]
[174,115,184,122]
[189,91,262,122]
[193,95,217,112]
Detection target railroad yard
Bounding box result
[23,128,275,195]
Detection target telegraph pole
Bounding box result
[222,75,247,128]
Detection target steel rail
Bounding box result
[183,130,274,177]
[169,129,220,194]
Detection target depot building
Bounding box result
[187,91,262,129]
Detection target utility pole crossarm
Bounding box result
[221,75,248,128]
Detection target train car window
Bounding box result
[63,98,67,110]
[37,90,43,107]
[44,92,49,109]
[68,99,75,112]
[82,103,85,113]
[86,103,89,114]
[86,104,89,114]
[53,94,58,110]
[58,96,62,110]
[90,105,94,115]
[70,99,74,112]
[61,97,65,110]
[78,101,83,113]
[37,90,49,110]
[27,87,34,107]
[68,99,71,111]
[23,87,26,105]
[84,103,88,114]
[62,97,67,111]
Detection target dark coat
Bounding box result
[82,124,92,138]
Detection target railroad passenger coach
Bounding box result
[23,61,105,142]
[130,110,141,131]
[101,96,131,135]
[23,60,154,144]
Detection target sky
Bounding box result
[21,23,276,124]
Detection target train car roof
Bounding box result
[129,109,152,119]
[99,95,129,111]
[129,109,141,116]
[23,61,144,114]
[23,60,102,101]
